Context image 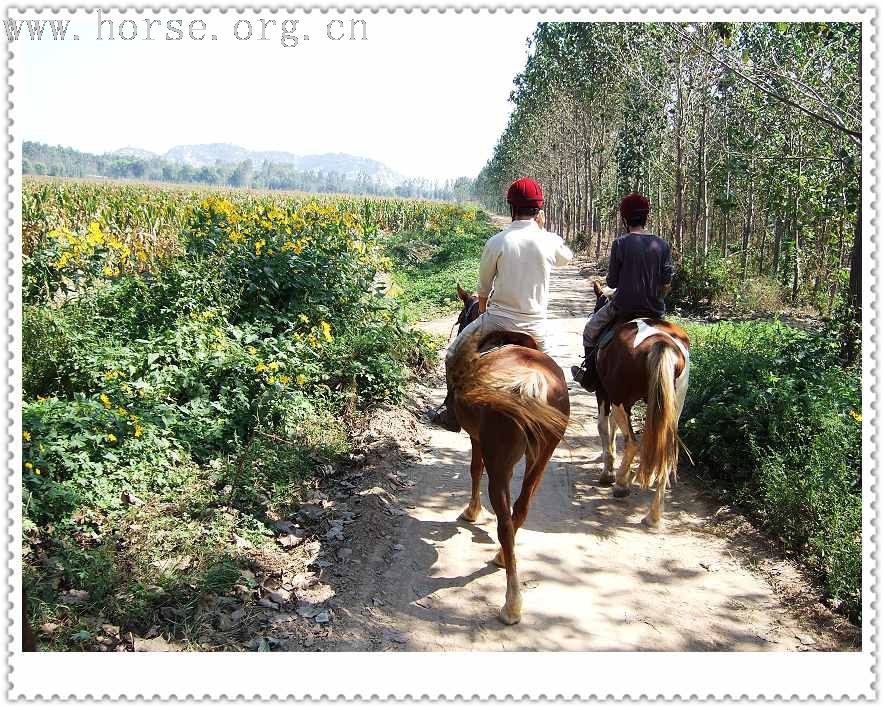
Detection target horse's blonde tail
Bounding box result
[638,342,680,489]
[452,331,568,457]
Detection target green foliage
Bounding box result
[384,208,494,320]
[670,253,736,306]
[477,21,860,311]
[681,320,862,619]
[21,181,475,649]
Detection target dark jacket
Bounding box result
[606,232,674,317]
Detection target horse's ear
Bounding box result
[456,284,470,302]
[593,280,604,297]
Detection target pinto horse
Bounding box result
[449,285,570,625]
[591,281,690,528]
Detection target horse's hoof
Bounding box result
[599,473,614,487]
[498,604,522,626]
[459,506,482,523]
[613,484,630,498]
[641,515,662,530]
[491,549,506,568]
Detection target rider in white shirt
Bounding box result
[432,177,573,432]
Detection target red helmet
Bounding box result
[507,177,544,209]
[619,193,651,222]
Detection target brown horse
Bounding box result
[591,281,690,528]
[449,285,570,624]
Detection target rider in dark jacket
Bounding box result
[573,193,674,392]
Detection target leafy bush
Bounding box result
[383,209,495,321]
[670,253,736,306]
[680,320,862,619]
[21,182,468,648]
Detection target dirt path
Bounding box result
[320,262,858,651]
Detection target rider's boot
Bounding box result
[571,346,599,393]
[430,390,461,433]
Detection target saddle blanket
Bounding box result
[599,319,689,361]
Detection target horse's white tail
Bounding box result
[638,342,680,489]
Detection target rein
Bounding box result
[452,298,480,340]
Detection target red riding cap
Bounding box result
[619,193,651,221]
[507,177,544,209]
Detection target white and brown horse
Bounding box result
[450,285,570,624]
[591,281,690,528]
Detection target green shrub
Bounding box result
[681,320,862,619]
[670,253,736,306]
[21,188,471,648]
[384,215,495,321]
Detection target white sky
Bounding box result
[16,10,540,180]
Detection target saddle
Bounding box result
[597,311,662,351]
[477,331,539,356]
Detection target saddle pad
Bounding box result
[598,326,617,350]
[630,319,689,360]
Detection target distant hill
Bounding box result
[22,141,475,202]
[112,147,159,160]
[157,143,404,187]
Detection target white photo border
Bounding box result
[3,3,878,701]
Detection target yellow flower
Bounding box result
[228,230,244,243]
[850,410,862,423]
[34,468,41,476]
[100,394,112,409]
[267,376,277,385]
[24,462,33,470]
[296,374,307,386]
[56,252,73,269]
[255,363,268,373]
[106,433,117,443]
[87,221,104,247]
[279,375,292,385]
[22,431,31,442]
[247,346,257,355]
[117,406,128,417]
[321,322,333,343]
[255,239,267,255]
[298,314,309,324]
[134,424,143,438]
[267,361,281,372]
[103,265,118,278]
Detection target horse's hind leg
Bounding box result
[512,439,557,534]
[644,472,669,529]
[611,405,639,499]
[459,437,485,523]
[597,399,615,486]
[483,430,523,626]
[489,471,521,625]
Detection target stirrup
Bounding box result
[571,363,587,384]
[572,357,598,393]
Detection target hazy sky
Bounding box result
[16,10,540,180]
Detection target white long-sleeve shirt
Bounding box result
[476,219,573,321]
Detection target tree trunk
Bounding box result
[844,178,862,364]
[741,179,754,280]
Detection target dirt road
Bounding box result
[322,262,858,651]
